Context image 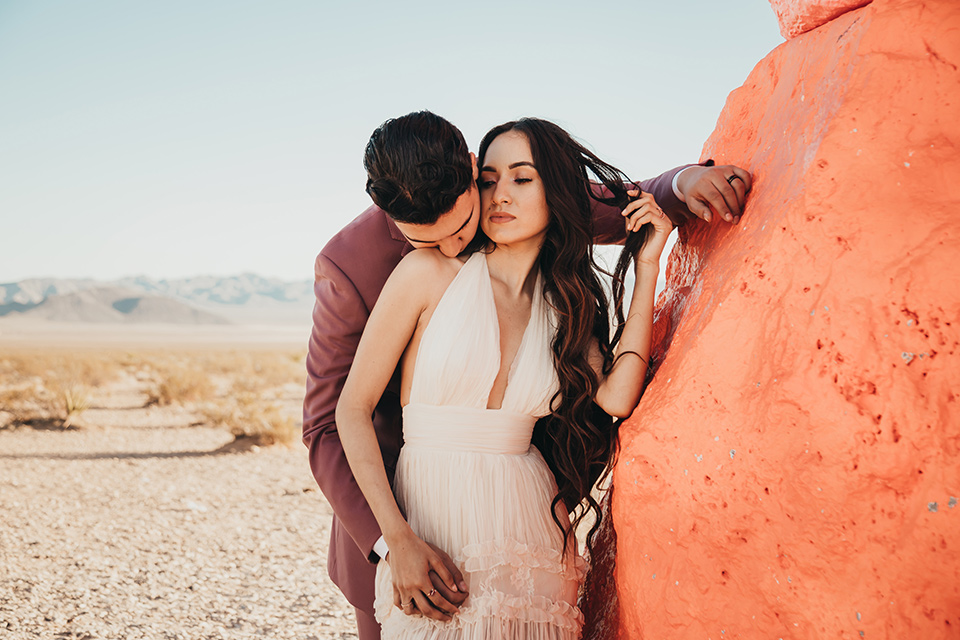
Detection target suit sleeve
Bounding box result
[591,163,705,244]
[302,251,382,562]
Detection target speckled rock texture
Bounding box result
[770,0,873,38]
[597,0,960,637]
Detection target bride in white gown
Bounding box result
[336,118,672,639]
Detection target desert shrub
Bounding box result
[146,364,215,406]
[192,350,305,392]
[60,353,122,388]
[0,380,91,429]
[248,351,306,389]
[0,347,305,435]
[0,354,50,385]
[199,386,299,447]
[232,403,298,446]
[60,384,92,428]
[229,376,263,397]
[0,385,50,426]
[0,352,122,389]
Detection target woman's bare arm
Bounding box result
[335,249,465,621]
[594,192,673,418]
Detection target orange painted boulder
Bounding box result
[770,0,872,38]
[604,0,960,638]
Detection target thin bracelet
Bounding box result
[613,350,648,366]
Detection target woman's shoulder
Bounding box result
[376,250,471,317]
[385,249,469,295]
[395,248,468,278]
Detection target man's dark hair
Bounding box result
[363,111,473,225]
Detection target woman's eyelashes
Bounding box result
[478,176,534,189]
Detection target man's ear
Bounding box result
[470,152,478,181]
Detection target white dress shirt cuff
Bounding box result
[373,536,390,561]
[672,166,695,203]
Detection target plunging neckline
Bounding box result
[485,253,537,410]
[412,252,538,412]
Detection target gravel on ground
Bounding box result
[0,373,358,640]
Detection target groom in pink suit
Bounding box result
[302,111,751,640]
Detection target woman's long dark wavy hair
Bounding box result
[476,118,651,557]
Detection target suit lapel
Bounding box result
[385,215,416,257]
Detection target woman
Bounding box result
[336,118,672,639]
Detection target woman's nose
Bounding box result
[493,182,511,204]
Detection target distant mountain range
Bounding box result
[0,274,314,325]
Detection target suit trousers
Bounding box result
[355,606,381,640]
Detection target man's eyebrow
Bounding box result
[403,206,474,244]
[480,161,536,172]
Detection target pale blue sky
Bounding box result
[0,1,783,282]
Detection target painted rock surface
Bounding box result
[770,0,872,38]
[598,0,960,638]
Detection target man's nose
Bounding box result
[438,237,462,257]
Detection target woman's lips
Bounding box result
[488,213,515,223]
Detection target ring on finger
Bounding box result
[426,589,437,598]
[726,175,743,185]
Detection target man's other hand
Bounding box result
[388,539,468,621]
[677,164,752,224]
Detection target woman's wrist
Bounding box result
[382,521,416,549]
[632,260,660,280]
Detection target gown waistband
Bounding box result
[402,403,537,455]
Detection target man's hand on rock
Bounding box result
[676,164,752,224]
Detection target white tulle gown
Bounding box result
[374,252,586,639]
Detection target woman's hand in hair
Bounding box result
[623,190,674,267]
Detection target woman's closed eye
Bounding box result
[479,175,534,189]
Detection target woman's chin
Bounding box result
[486,231,518,246]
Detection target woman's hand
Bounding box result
[386,530,468,621]
[622,190,674,267]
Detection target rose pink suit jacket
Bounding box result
[303,167,690,616]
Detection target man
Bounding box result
[303,111,751,640]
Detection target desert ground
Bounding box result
[0,323,359,639]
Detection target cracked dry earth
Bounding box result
[0,373,358,639]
